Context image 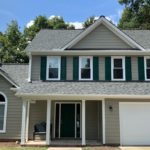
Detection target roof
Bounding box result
[1,64,150,97]
[16,81,150,96]
[1,64,29,86]
[26,29,150,52]
[26,29,83,52]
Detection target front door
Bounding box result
[61,104,75,137]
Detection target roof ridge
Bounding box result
[40,29,84,31]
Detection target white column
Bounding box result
[46,100,51,145]
[82,100,86,145]
[21,100,27,145]
[102,99,106,144]
[25,101,30,142]
[28,53,32,82]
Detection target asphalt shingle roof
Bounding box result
[26,29,83,51]
[1,64,150,96]
[16,81,150,96]
[26,29,150,52]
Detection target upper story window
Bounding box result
[0,92,7,133]
[144,57,150,80]
[46,56,61,80]
[79,56,93,80]
[111,56,125,81]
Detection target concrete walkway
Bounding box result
[121,147,150,150]
[48,148,82,150]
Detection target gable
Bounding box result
[71,24,132,49]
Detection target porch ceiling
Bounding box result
[15,81,150,100]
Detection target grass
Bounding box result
[0,148,47,150]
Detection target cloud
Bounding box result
[68,22,83,29]
[26,20,34,28]
[48,15,61,20]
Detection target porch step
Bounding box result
[48,148,82,150]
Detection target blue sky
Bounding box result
[0,0,124,32]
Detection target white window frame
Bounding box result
[111,56,125,81]
[0,92,7,133]
[46,56,61,80]
[79,56,93,80]
[144,56,150,81]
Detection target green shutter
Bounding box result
[138,57,145,81]
[93,56,99,80]
[40,56,47,81]
[73,56,79,80]
[125,57,132,81]
[61,56,66,80]
[105,57,111,81]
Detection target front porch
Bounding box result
[21,99,105,146]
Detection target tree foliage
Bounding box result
[118,0,150,29]
[0,16,75,63]
[83,16,97,28]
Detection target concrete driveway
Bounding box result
[120,147,150,150]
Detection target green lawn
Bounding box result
[0,148,47,150]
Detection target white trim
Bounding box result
[79,56,93,80]
[82,100,86,145]
[46,100,51,145]
[21,100,27,145]
[28,53,32,82]
[111,56,125,81]
[0,92,7,133]
[102,99,105,144]
[144,56,150,81]
[46,56,61,80]
[0,72,19,88]
[62,17,144,51]
[25,101,30,142]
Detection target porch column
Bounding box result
[46,99,51,145]
[25,101,30,142]
[82,100,86,145]
[21,100,27,145]
[102,99,106,144]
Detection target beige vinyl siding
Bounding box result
[0,76,22,140]
[131,57,138,80]
[99,57,105,80]
[72,24,131,49]
[86,101,102,140]
[31,55,41,81]
[29,101,47,139]
[67,56,73,80]
[105,99,150,144]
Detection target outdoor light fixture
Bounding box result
[109,106,113,111]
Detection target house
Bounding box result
[1,16,150,146]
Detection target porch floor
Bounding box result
[26,140,102,146]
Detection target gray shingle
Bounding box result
[25,29,150,52]
[26,29,83,51]
[16,81,150,96]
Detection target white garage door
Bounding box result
[119,103,150,145]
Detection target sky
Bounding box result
[0,0,124,32]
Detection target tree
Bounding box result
[0,20,28,63]
[83,16,97,28]
[24,16,75,41]
[118,0,150,29]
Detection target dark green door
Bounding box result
[60,104,75,137]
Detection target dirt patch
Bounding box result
[0,142,20,147]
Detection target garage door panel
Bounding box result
[120,103,150,145]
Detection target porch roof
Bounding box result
[15,81,150,99]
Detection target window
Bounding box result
[47,56,61,80]
[112,56,125,81]
[144,57,150,80]
[79,56,93,80]
[0,92,7,133]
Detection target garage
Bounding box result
[119,102,150,145]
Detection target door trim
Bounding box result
[54,102,81,139]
